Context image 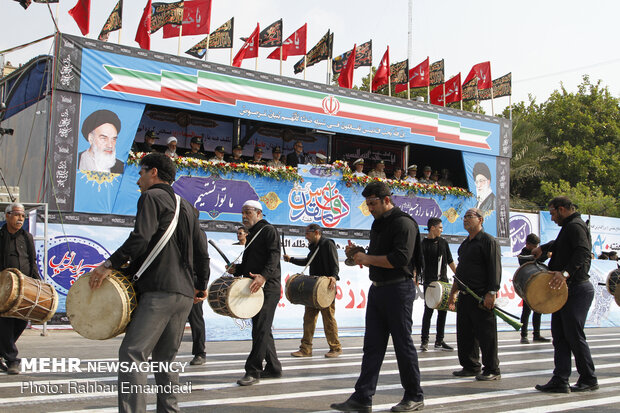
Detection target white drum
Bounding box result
[424,281,455,312]
[208,276,264,319]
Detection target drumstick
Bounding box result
[208,240,231,265]
[281,231,287,256]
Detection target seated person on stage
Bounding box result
[286,140,307,167]
[391,167,403,181]
[267,146,285,167]
[184,137,207,160]
[351,158,366,177]
[438,168,453,187]
[164,136,179,159]
[404,165,418,183]
[419,166,434,185]
[430,170,439,184]
[251,147,266,165]
[368,160,387,179]
[132,130,158,153]
[209,145,226,163]
[283,224,342,358]
[228,144,245,163]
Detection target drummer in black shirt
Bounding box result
[532,196,598,393]
[331,181,424,413]
[447,208,501,381]
[420,217,457,352]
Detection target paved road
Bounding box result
[1,327,619,412]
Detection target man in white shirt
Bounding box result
[404,165,418,183]
[352,159,366,177]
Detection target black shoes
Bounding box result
[260,369,282,379]
[6,361,20,375]
[570,382,599,392]
[452,368,480,377]
[533,335,550,342]
[535,380,570,393]
[0,358,7,372]
[434,341,453,351]
[330,398,372,412]
[520,337,530,344]
[419,342,428,352]
[237,374,259,386]
[391,399,424,412]
[476,372,501,381]
[189,355,206,365]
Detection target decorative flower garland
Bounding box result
[127,153,472,197]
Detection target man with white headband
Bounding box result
[227,199,282,386]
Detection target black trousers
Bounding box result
[245,289,282,377]
[421,285,447,344]
[551,281,596,385]
[520,301,542,337]
[188,302,206,357]
[0,317,28,364]
[456,293,500,374]
[352,280,423,404]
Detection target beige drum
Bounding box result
[0,268,58,323]
[208,276,264,319]
[424,281,456,312]
[608,269,620,306]
[66,271,136,340]
[285,273,336,309]
[513,262,568,314]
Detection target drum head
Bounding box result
[525,272,568,314]
[424,281,444,309]
[615,283,620,307]
[67,273,132,340]
[0,269,20,313]
[607,269,619,295]
[227,278,264,319]
[314,276,336,309]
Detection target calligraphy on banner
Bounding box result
[288,181,351,228]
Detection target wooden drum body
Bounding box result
[208,276,264,319]
[66,271,136,340]
[424,281,455,312]
[607,269,620,306]
[285,274,335,309]
[513,262,568,314]
[0,268,58,323]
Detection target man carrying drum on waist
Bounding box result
[532,196,598,394]
[284,224,342,358]
[0,203,40,375]
[89,153,210,413]
[228,200,282,386]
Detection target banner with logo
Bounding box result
[508,211,540,256]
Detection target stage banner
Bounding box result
[73,95,145,214]
[508,211,540,256]
[35,223,620,332]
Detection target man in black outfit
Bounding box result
[420,217,456,352]
[229,200,282,386]
[284,224,342,358]
[89,152,210,412]
[517,233,550,344]
[448,208,501,381]
[0,203,40,375]
[532,196,598,393]
[331,181,424,412]
[286,140,307,167]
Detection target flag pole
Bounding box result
[427,85,430,104]
[369,66,373,93]
[491,86,495,116]
[509,94,512,120]
[442,83,445,107]
[388,73,391,97]
[178,24,183,56]
[118,28,122,44]
[279,47,283,76]
[205,35,210,61]
[407,82,410,100]
[304,56,307,81]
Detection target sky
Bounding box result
[2,0,620,116]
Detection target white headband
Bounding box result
[242,200,263,211]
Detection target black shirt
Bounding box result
[184,150,208,160]
[455,230,501,296]
[367,207,423,282]
[290,236,339,280]
[541,212,591,286]
[0,225,40,279]
[234,219,281,292]
[421,237,453,284]
[286,152,306,168]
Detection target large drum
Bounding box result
[607,269,620,306]
[424,281,455,312]
[208,276,264,319]
[0,268,58,323]
[285,274,336,309]
[66,271,136,340]
[513,261,568,314]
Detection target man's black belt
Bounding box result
[371,277,410,287]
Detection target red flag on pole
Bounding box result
[267,23,307,60]
[232,23,259,67]
[444,73,462,103]
[135,0,152,50]
[395,57,429,93]
[429,83,444,106]
[463,61,492,89]
[372,46,389,92]
[338,44,356,89]
[163,0,212,38]
[68,0,90,36]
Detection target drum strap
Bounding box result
[132,195,181,282]
[301,245,321,275]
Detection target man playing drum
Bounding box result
[89,153,210,413]
[0,203,40,375]
[447,208,502,381]
[331,182,424,413]
[228,200,282,386]
[420,217,457,352]
[532,196,598,393]
[284,224,342,358]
